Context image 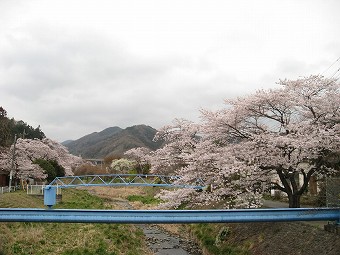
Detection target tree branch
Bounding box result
[277,168,292,195]
[270,181,286,192]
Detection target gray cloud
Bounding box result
[0,25,220,140]
[0,0,339,142]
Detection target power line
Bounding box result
[321,57,340,76]
[332,69,340,80]
[328,67,340,79]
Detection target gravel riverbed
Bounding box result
[141,224,202,255]
[87,187,202,255]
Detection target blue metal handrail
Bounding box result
[44,174,205,208]
[48,174,205,189]
[0,208,339,224]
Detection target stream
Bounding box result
[111,199,202,255]
[142,223,202,255]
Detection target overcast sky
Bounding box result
[1,0,339,142]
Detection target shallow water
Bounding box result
[141,224,202,255]
[88,189,202,255]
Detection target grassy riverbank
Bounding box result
[187,220,340,255]
[3,188,337,255]
[0,189,149,255]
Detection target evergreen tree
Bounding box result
[33,159,65,182]
[0,106,45,147]
[0,107,12,147]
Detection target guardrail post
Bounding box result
[44,186,56,208]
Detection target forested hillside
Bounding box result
[0,107,45,147]
[64,125,163,158]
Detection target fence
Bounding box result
[27,185,61,196]
[0,186,19,194]
[326,178,340,207]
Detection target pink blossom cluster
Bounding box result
[0,138,84,180]
[149,75,340,208]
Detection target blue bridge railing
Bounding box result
[44,174,205,208]
[0,208,339,224]
[48,174,205,189]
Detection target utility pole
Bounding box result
[9,134,17,191]
[22,129,27,139]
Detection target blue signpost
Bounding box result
[43,186,57,208]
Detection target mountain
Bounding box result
[64,125,163,158]
[61,140,74,146]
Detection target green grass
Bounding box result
[0,190,45,208]
[55,188,105,209]
[0,189,148,255]
[189,223,249,255]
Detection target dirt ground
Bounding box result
[220,221,340,255]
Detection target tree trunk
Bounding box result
[288,194,301,208]
[275,167,314,208]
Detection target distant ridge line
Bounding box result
[63,124,163,158]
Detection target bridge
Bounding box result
[44,174,205,207]
[48,174,205,189]
[0,174,338,227]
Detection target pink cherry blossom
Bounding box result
[1,138,84,181]
[151,75,340,208]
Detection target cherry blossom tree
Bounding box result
[151,121,262,209]
[149,118,200,175]
[0,148,11,173]
[109,158,135,174]
[202,75,340,207]
[124,147,151,174]
[3,138,84,181]
[151,75,340,208]
[40,138,84,175]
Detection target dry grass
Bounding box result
[157,224,184,236]
[86,186,149,199]
[87,186,161,210]
[0,189,151,255]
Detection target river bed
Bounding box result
[141,224,202,255]
[105,197,202,255]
